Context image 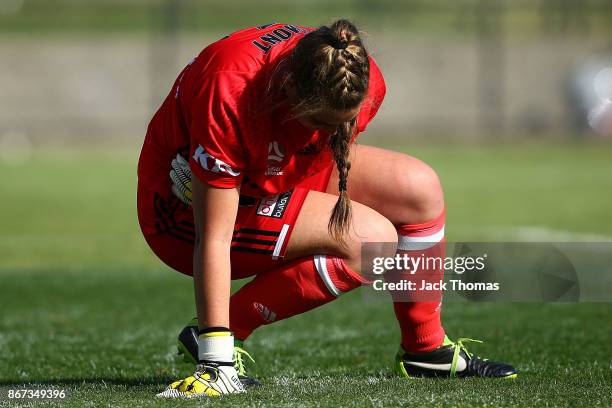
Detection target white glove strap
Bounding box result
[197,332,234,363]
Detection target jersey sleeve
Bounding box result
[357,56,386,133]
[188,71,249,189]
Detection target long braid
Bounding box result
[286,19,370,244]
[326,21,368,243]
[328,120,353,243]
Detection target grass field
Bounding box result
[1,143,611,407]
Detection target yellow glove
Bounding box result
[157,329,244,398]
[157,362,244,398]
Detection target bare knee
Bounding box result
[343,204,398,272]
[396,159,444,223]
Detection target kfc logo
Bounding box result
[192,145,240,176]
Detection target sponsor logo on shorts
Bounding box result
[256,194,279,217]
[254,302,277,323]
[256,191,292,218]
[192,145,240,176]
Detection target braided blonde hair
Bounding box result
[287,19,370,244]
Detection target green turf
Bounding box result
[0,144,611,407]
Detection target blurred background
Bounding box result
[2,0,612,146]
[0,3,611,404]
[2,0,611,271]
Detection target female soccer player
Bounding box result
[138,19,517,398]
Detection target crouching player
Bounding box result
[137,19,517,398]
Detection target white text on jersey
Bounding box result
[192,145,240,176]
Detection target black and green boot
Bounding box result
[395,336,518,379]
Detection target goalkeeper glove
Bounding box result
[156,362,244,398]
[157,329,245,398]
[169,153,193,205]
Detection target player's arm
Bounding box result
[157,176,246,398]
[191,175,240,329]
[159,69,247,398]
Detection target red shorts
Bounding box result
[137,166,334,279]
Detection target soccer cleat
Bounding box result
[176,318,200,365]
[177,318,260,387]
[233,342,259,387]
[156,362,244,398]
[395,336,518,379]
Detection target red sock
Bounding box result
[392,209,446,352]
[230,255,366,341]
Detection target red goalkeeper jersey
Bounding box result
[138,23,386,198]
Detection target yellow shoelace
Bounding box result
[450,337,483,377]
[233,346,255,376]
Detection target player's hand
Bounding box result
[170,153,193,205]
[156,362,245,398]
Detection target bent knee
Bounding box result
[346,203,398,258]
[366,212,397,246]
[396,159,444,223]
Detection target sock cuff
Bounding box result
[397,209,445,251]
[397,208,445,237]
[313,255,371,297]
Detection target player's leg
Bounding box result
[327,144,446,350]
[325,144,517,378]
[326,144,444,227]
[228,189,398,341]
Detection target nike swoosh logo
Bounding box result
[404,357,467,372]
